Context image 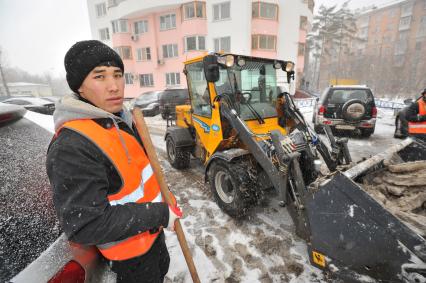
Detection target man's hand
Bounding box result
[167,205,183,231]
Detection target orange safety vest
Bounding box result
[408,99,426,135]
[60,119,173,261]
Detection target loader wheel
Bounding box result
[166,136,190,169]
[208,160,254,218]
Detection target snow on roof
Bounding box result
[356,0,410,15]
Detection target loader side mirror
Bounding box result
[287,71,295,84]
[203,55,220,83]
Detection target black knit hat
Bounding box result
[422,88,426,95]
[64,40,124,93]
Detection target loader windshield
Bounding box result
[214,59,280,120]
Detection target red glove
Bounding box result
[167,205,182,231]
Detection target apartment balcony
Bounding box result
[399,16,411,31]
[107,0,187,20]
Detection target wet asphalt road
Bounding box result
[0,118,61,282]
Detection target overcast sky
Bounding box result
[0,0,400,78]
[0,0,91,77]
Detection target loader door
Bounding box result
[185,61,223,159]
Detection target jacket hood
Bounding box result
[53,94,133,132]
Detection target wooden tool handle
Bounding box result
[132,108,200,283]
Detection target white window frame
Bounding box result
[99,27,110,41]
[252,34,276,50]
[139,74,154,87]
[183,2,205,20]
[252,2,278,20]
[213,2,231,21]
[112,19,128,33]
[134,20,148,34]
[160,14,176,31]
[136,47,151,61]
[162,44,178,58]
[165,72,181,86]
[95,3,107,17]
[213,36,231,52]
[114,46,132,60]
[184,35,206,51]
[124,73,133,85]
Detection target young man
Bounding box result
[406,88,426,139]
[46,40,182,282]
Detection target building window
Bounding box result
[183,2,205,20]
[160,14,176,30]
[114,46,132,60]
[134,20,148,34]
[140,74,154,87]
[136,47,151,61]
[96,3,107,17]
[162,44,178,58]
[252,2,278,20]
[166,72,181,86]
[124,73,133,85]
[401,4,413,15]
[213,2,230,21]
[185,36,206,51]
[417,17,426,37]
[299,16,307,30]
[214,36,231,52]
[252,34,276,50]
[112,19,128,33]
[99,28,110,41]
[298,43,305,56]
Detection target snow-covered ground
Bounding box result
[23,106,402,282]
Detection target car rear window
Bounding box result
[328,89,373,104]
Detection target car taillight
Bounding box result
[318,105,325,115]
[48,260,85,283]
[371,106,377,118]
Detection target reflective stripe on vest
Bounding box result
[61,120,162,261]
[408,99,426,135]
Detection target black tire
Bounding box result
[161,112,167,120]
[342,99,366,122]
[314,124,323,133]
[208,159,255,218]
[166,136,190,169]
[360,128,374,138]
[394,116,403,138]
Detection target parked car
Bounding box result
[394,97,421,139]
[41,96,62,103]
[0,102,27,124]
[2,96,55,115]
[132,91,161,117]
[159,88,190,119]
[312,85,377,137]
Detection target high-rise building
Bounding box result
[87,0,314,97]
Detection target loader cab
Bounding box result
[183,53,295,160]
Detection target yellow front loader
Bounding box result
[164,53,426,282]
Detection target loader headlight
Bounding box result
[217,54,235,67]
[237,56,246,67]
[284,61,295,73]
[273,61,282,69]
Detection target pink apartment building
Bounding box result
[87,0,314,98]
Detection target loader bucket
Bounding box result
[304,138,426,282]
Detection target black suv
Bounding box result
[158,89,189,119]
[313,85,377,137]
